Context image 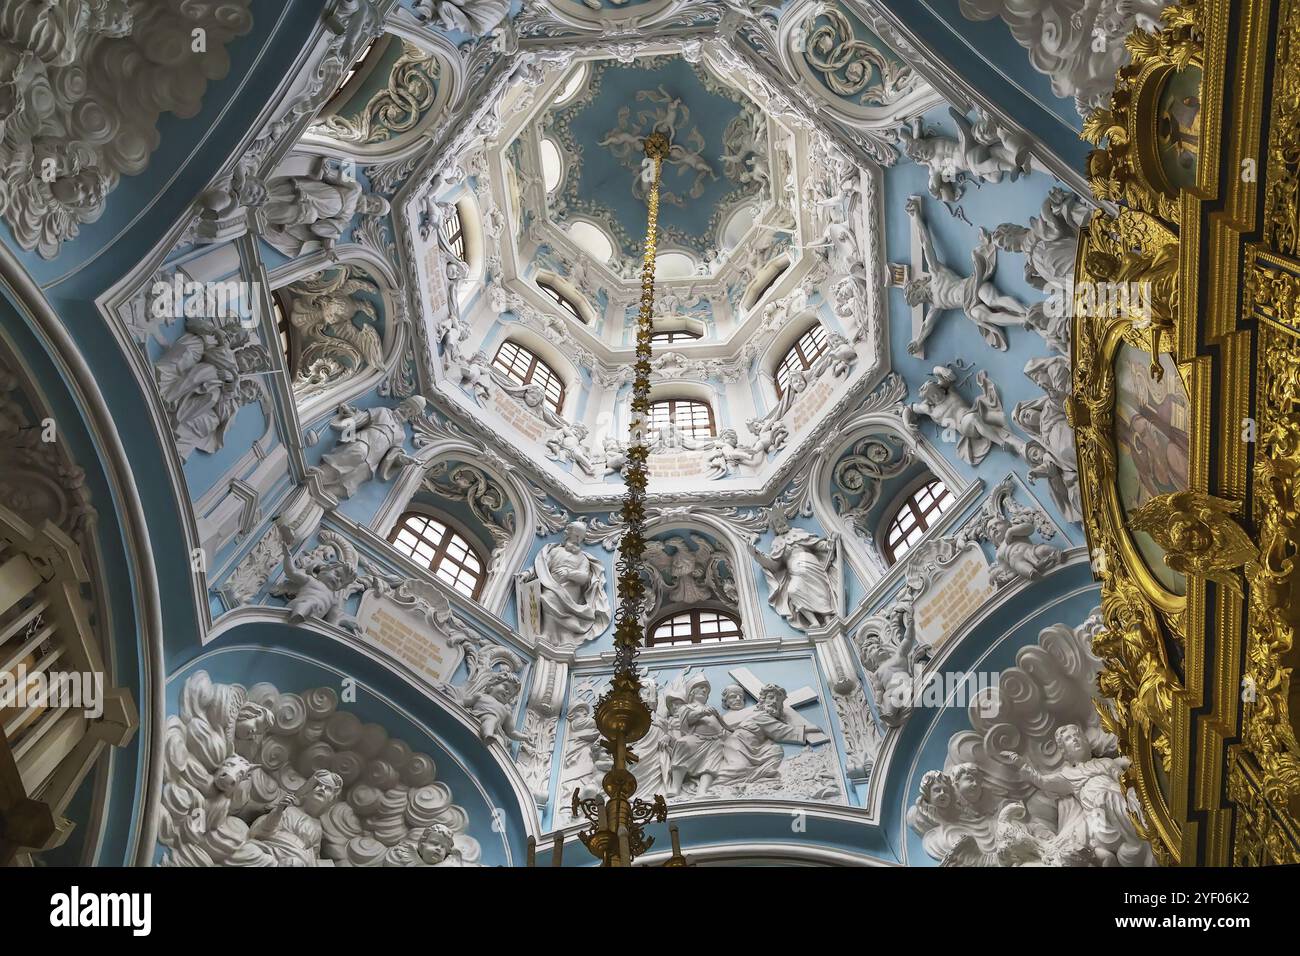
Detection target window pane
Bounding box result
[492,341,564,413]
[883,478,957,565]
[775,324,831,397]
[647,609,743,646]
[387,513,486,600]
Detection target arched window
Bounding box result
[388,512,486,599]
[651,328,702,345]
[492,340,565,413]
[323,34,383,113]
[272,290,297,376]
[882,477,956,565]
[536,277,585,322]
[648,399,715,442]
[775,324,830,397]
[441,204,467,262]
[648,608,743,647]
[744,258,790,309]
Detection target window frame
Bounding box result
[646,607,744,647]
[651,328,703,346]
[441,203,467,262]
[647,398,716,443]
[536,277,585,323]
[491,340,566,414]
[272,289,298,377]
[881,476,957,565]
[322,33,384,115]
[387,510,488,600]
[774,323,830,398]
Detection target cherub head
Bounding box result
[51,167,109,210]
[317,561,357,592]
[1055,723,1092,764]
[417,823,456,865]
[951,762,984,806]
[918,769,955,812]
[213,754,254,795]
[487,671,521,704]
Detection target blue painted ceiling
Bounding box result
[542,56,767,262]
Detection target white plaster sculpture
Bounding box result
[259,162,390,257]
[158,671,481,866]
[0,0,253,258]
[546,421,601,477]
[906,612,1156,866]
[519,521,611,649]
[412,0,509,35]
[905,196,1030,353]
[902,365,1026,466]
[283,268,383,396]
[993,187,1091,354]
[897,107,1032,207]
[270,525,364,633]
[859,604,926,728]
[958,0,1169,115]
[154,317,270,459]
[656,669,834,800]
[449,638,533,752]
[454,350,495,404]
[705,429,764,479]
[1014,355,1083,522]
[642,535,738,622]
[750,508,840,631]
[310,396,427,500]
[986,511,1063,585]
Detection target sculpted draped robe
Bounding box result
[760,529,836,629]
[718,707,808,784]
[532,543,610,648]
[316,406,408,500]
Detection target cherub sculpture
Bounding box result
[903,365,1026,466]
[270,525,364,633]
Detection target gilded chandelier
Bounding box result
[567,132,686,867]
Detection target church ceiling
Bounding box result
[0,0,1181,873]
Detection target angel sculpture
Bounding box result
[1128,492,1258,596]
[270,524,364,633]
[904,195,1030,353]
[447,639,533,752]
[637,85,689,141]
[903,365,1026,466]
[311,395,426,500]
[897,106,1031,207]
[283,268,383,389]
[643,535,739,620]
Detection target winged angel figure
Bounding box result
[284,268,383,389]
[642,534,740,621]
